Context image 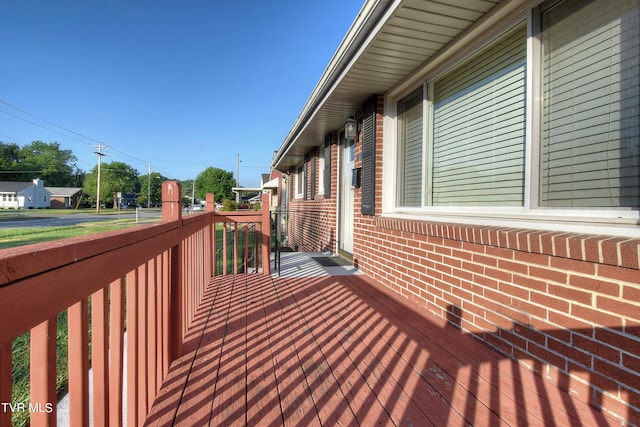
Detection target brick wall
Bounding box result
[287,134,338,253]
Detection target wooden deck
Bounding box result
[145,260,620,426]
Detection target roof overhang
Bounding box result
[262,178,280,189]
[271,0,507,172]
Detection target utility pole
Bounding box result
[147,164,151,208]
[192,180,195,213]
[236,153,242,203]
[93,144,107,213]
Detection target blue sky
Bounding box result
[0,0,362,188]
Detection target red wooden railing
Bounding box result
[0,181,270,426]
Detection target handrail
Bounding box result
[0,181,270,426]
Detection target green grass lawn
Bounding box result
[0,219,157,250]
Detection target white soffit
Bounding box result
[273,0,501,171]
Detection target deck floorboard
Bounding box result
[145,271,621,426]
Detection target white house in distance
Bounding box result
[0,179,51,209]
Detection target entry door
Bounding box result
[339,137,355,255]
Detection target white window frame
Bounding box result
[295,164,305,198]
[318,146,325,197]
[382,2,640,237]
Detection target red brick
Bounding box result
[572,304,622,328]
[486,246,513,260]
[545,327,572,343]
[527,341,567,369]
[600,237,628,266]
[462,260,484,275]
[584,236,603,263]
[548,337,592,368]
[549,257,596,275]
[594,358,640,391]
[497,259,528,275]
[486,332,515,356]
[540,232,556,255]
[513,323,546,345]
[473,295,500,313]
[484,267,512,283]
[496,303,531,325]
[451,267,473,282]
[598,264,640,284]
[531,291,570,313]
[569,274,620,297]
[568,363,619,398]
[498,327,527,350]
[528,231,548,254]
[573,334,621,364]
[486,310,513,330]
[475,274,499,290]
[622,286,640,302]
[596,296,640,322]
[622,353,640,374]
[529,266,567,285]
[472,253,498,267]
[568,235,585,260]
[619,239,640,269]
[504,230,520,250]
[483,288,511,306]
[595,328,639,354]
[517,231,530,252]
[626,319,640,339]
[498,282,529,301]
[514,251,549,266]
[462,241,485,254]
[548,311,592,331]
[551,233,572,258]
[548,283,593,305]
[512,273,547,292]
[510,298,548,320]
[451,284,472,301]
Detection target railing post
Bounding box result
[261,193,271,275]
[162,181,184,360]
[162,181,182,222]
[205,193,215,212]
[206,193,216,275]
[30,318,57,426]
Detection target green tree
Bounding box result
[194,167,234,202]
[82,161,139,206]
[0,140,81,186]
[179,179,194,207]
[0,142,21,178]
[137,172,165,207]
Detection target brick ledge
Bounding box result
[375,217,640,270]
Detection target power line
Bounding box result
[0,100,101,146]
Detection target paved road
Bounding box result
[0,210,162,228]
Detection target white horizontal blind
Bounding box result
[397,88,424,207]
[540,0,640,208]
[432,23,527,206]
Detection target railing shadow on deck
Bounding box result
[0,181,270,427]
[146,271,636,426]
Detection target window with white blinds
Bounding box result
[431,24,527,206]
[397,87,424,207]
[540,0,640,208]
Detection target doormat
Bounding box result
[311,256,352,267]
